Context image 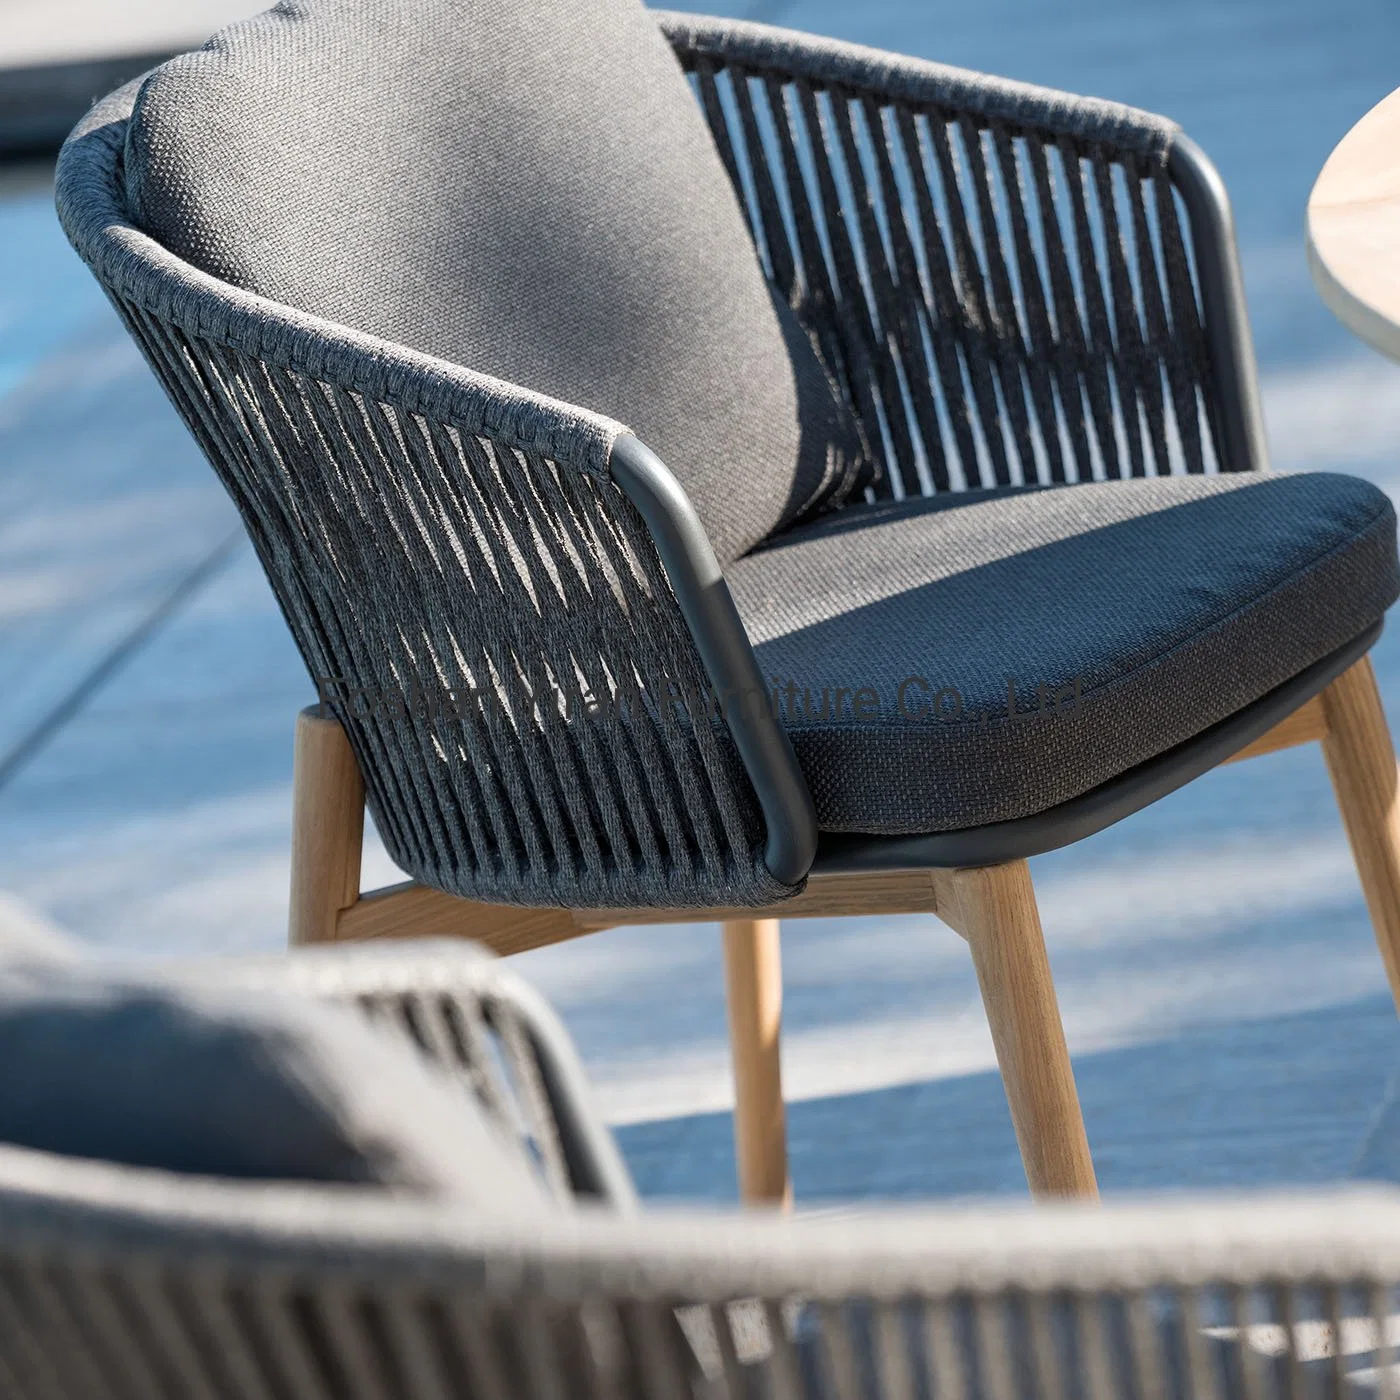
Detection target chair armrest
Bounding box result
[610,437,816,886]
[660,13,1267,493]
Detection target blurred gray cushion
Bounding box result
[122,0,870,564]
[0,961,547,1203]
[729,470,1400,833]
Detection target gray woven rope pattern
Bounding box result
[662,15,1222,501]
[57,85,788,912]
[2,1157,1400,1399]
[121,308,785,910]
[58,90,625,477]
[198,942,636,1207]
[658,12,1180,158]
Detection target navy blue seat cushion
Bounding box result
[121,0,870,564]
[726,471,1400,834]
[0,961,548,1201]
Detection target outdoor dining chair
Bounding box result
[56,0,1400,1208]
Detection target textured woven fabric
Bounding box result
[58,84,792,911]
[0,959,549,1202]
[728,472,1399,833]
[123,0,870,565]
[1,1139,1400,1400]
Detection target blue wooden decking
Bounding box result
[1,0,1399,1202]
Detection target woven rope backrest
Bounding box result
[122,308,774,912]
[665,21,1226,499]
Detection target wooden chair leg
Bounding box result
[948,861,1099,1200]
[289,705,365,947]
[721,918,792,1208]
[1320,656,1400,1010]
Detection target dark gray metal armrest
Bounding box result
[610,436,816,886]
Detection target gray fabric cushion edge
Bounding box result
[0,961,550,1206]
[734,475,1399,834]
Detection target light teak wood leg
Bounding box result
[289,705,365,947]
[1320,657,1400,1009]
[722,919,792,1208]
[950,861,1098,1200]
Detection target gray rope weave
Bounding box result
[1,1165,1399,1400]
[660,13,1222,499]
[58,89,784,912]
[191,943,636,1208]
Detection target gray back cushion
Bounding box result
[123,0,870,563]
[0,961,547,1203]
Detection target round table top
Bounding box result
[1307,86,1400,363]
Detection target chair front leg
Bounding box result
[946,861,1099,1200]
[1320,656,1400,1008]
[722,918,792,1208]
[289,705,365,947]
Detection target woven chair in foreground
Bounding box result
[57,0,1400,1207]
[3,942,1400,1400]
[7,1172,1400,1400]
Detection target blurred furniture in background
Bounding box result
[0,933,633,1209]
[205,940,639,1209]
[56,1,1400,1210]
[1309,86,1400,363]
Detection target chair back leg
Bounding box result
[722,918,792,1207]
[289,705,365,947]
[1320,656,1400,1006]
[948,861,1100,1200]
